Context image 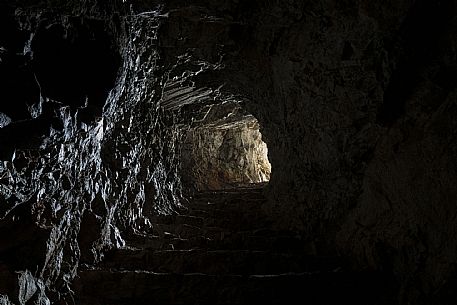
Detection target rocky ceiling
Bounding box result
[0,0,456,304]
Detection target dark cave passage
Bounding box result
[1,1,457,304]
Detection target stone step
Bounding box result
[192,188,265,199]
[179,206,267,223]
[99,248,342,275]
[185,197,266,211]
[150,214,206,227]
[185,190,266,208]
[127,230,306,252]
[149,211,272,231]
[150,223,225,240]
[74,269,396,305]
[150,222,290,240]
[126,234,200,251]
[162,193,272,232]
[180,209,268,227]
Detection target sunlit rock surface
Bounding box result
[182,119,271,190]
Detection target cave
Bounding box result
[1,1,457,305]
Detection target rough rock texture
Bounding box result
[182,119,271,190]
[72,188,397,305]
[0,0,456,304]
[0,1,184,303]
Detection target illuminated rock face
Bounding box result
[182,120,271,190]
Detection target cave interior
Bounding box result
[1,0,457,304]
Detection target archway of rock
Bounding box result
[159,79,272,193]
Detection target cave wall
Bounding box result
[0,0,456,304]
[231,2,457,303]
[0,2,185,303]
[182,121,270,190]
[153,0,457,303]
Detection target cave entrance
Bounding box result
[181,116,271,191]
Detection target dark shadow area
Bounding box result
[377,0,456,126]
[0,16,121,159]
[0,4,39,122]
[31,18,120,113]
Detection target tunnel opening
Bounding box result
[181,115,271,191]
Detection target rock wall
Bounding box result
[0,0,456,304]
[182,120,270,190]
[0,2,185,303]
[152,1,457,303]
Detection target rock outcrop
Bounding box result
[0,1,184,303]
[182,118,271,190]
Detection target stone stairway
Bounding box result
[73,187,396,304]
